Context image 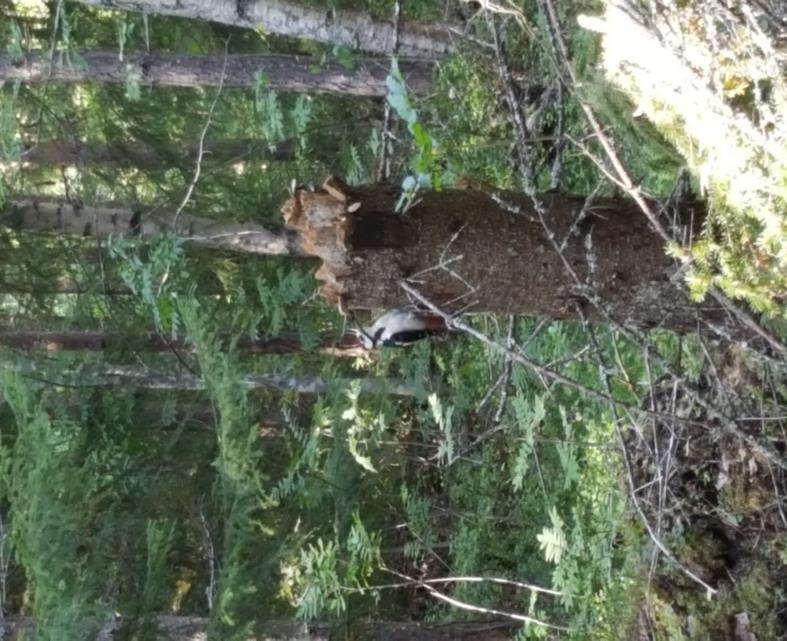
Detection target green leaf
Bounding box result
[537,507,567,564]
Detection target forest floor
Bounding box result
[622,347,786,639]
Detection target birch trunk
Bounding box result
[69,0,456,59]
[3,198,308,256]
[0,50,433,96]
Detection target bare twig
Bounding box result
[172,39,229,230]
[377,0,401,182]
[489,16,536,192]
[198,502,217,611]
[709,288,787,358]
[493,316,516,424]
[766,460,787,529]
[405,222,477,307]
[31,0,64,147]
[371,573,563,597]
[578,310,719,597]
[619,423,718,597]
[401,281,707,428]
[382,567,570,631]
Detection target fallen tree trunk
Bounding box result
[282,179,743,336]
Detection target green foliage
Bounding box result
[510,393,545,491]
[293,538,344,618]
[181,300,291,638]
[254,75,286,141]
[537,507,567,564]
[108,232,188,333]
[386,59,454,209]
[1,1,783,638]
[0,81,22,175]
[289,512,381,619]
[399,484,435,561]
[0,368,105,640]
[124,62,143,102]
[427,54,517,188]
[341,382,385,473]
[5,22,24,63]
[142,519,177,611]
[120,518,179,638]
[428,392,456,465]
[254,265,313,337]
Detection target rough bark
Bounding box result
[0,50,434,96]
[20,137,296,166]
[3,198,308,256]
[0,329,365,357]
[69,0,456,59]
[60,365,417,397]
[282,180,733,334]
[0,616,515,641]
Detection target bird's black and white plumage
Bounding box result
[353,308,446,349]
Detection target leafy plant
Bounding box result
[0,369,106,641]
[289,512,381,619]
[341,382,384,473]
[537,507,567,565]
[108,232,187,333]
[385,58,454,210]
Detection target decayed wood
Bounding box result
[0,50,434,97]
[282,180,731,333]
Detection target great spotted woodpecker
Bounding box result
[353,308,447,349]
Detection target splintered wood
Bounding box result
[281,177,354,306]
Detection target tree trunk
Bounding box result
[20,137,296,166]
[3,198,309,256]
[53,364,418,397]
[0,50,433,96]
[0,280,133,295]
[0,616,515,640]
[0,329,365,357]
[136,397,314,432]
[69,0,456,59]
[282,180,735,334]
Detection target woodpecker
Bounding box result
[353,308,447,349]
